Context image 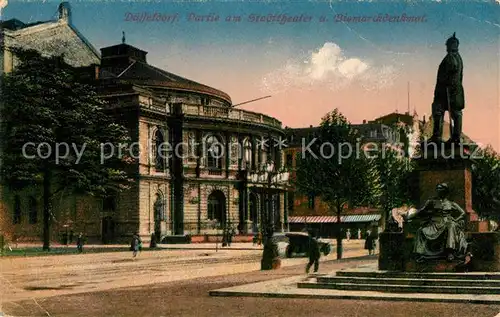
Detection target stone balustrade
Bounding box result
[181,103,282,128]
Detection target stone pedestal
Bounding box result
[416,143,489,231]
[378,232,404,271]
[417,143,476,220]
[378,143,494,272]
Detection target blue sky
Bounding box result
[3,0,500,149]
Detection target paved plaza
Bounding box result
[1,240,500,316]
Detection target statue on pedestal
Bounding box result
[429,33,464,145]
[404,183,468,262]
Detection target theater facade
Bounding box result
[0,3,289,243]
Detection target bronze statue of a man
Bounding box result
[429,33,464,144]
[405,183,468,262]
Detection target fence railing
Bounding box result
[181,104,282,128]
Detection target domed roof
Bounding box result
[99,43,231,104]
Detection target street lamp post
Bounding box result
[249,160,289,235]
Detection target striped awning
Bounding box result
[342,214,381,223]
[288,214,381,224]
[288,216,337,223]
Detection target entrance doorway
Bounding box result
[207,190,226,227]
[101,216,114,244]
[154,193,165,242]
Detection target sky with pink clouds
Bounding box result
[3,0,500,150]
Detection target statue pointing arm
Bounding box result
[452,202,466,223]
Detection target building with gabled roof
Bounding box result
[0,2,99,73]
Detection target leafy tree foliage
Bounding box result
[472,145,500,221]
[373,146,417,223]
[1,48,134,250]
[294,109,381,259]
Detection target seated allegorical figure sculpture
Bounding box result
[404,183,468,262]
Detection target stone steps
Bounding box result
[336,270,500,280]
[297,281,500,294]
[315,276,500,287]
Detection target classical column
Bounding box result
[169,103,184,235]
[195,130,202,178]
[225,132,230,178]
[253,136,260,172]
[279,192,285,232]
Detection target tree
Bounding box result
[373,145,416,228]
[1,48,134,251]
[472,145,500,221]
[295,109,381,259]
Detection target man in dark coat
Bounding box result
[306,230,321,274]
[76,232,84,253]
[429,32,464,144]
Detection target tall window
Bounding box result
[206,135,223,169]
[207,190,226,224]
[243,138,252,170]
[13,195,21,224]
[285,153,293,168]
[28,196,37,224]
[151,129,168,172]
[103,196,116,211]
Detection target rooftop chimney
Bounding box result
[58,2,71,24]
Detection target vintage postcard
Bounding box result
[0,0,499,316]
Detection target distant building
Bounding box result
[283,110,478,237]
[283,120,397,237]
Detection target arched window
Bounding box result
[243,138,252,170]
[29,196,37,224]
[206,135,223,169]
[258,136,268,168]
[13,195,21,224]
[152,129,166,172]
[207,190,226,224]
[103,196,116,211]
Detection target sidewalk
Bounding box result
[3,239,368,256]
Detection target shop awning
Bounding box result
[342,214,381,223]
[288,214,380,224]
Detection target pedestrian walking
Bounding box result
[131,233,142,258]
[222,227,228,247]
[76,232,84,253]
[346,229,351,241]
[357,228,361,240]
[306,230,321,274]
[228,227,235,246]
[364,229,376,255]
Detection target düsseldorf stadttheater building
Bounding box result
[0,3,290,243]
